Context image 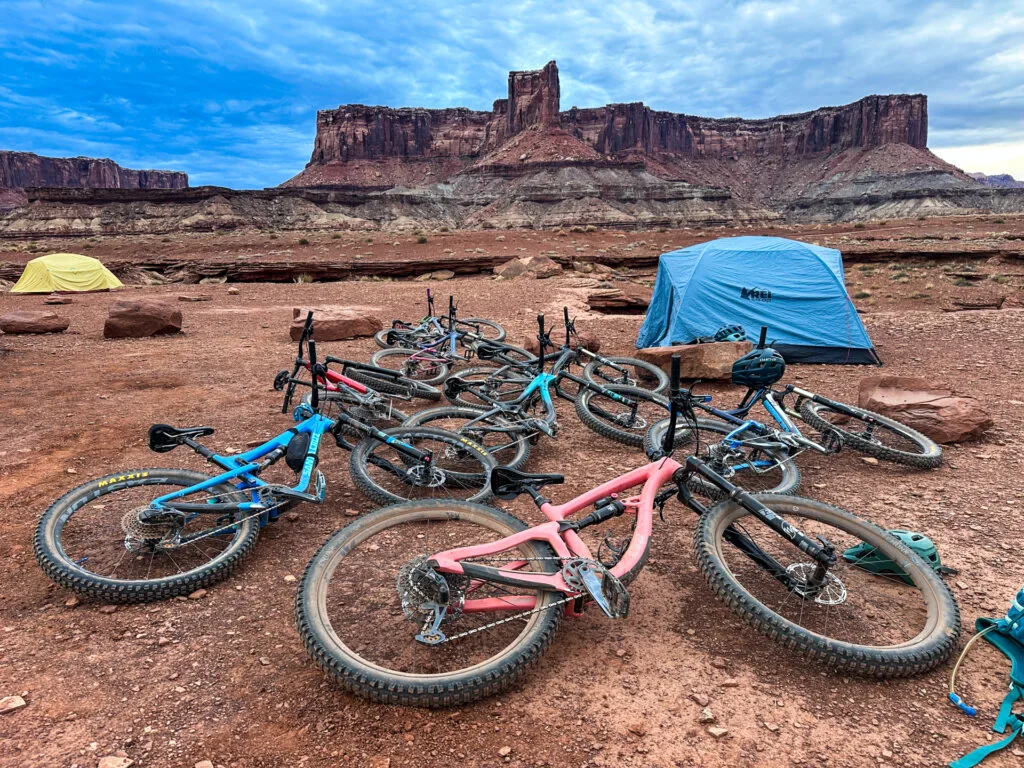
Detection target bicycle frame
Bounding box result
[150,408,333,526]
[432,457,680,610]
[697,385,832,454]
[430,452,835,614]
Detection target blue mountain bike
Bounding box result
[34,313,494,604]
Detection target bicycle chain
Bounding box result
[413,555,588,645]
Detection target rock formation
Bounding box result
[0,152,187,209]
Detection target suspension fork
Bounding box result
[682,456,836,586]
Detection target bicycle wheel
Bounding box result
[695,494,960,677]
[344,367,443,402]
[798,399,942,469]
[644,417,800,495]
[574,385,670,447]
[583,356,670,396]
[447,367,532,408]
[296,499,563,707]
[456,318,507,343]
[305,390,408,436]
[402,406,531,471]
[350,427,496,505]
[369,348,450,386]
[34,469,260,603]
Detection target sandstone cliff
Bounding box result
[283,60,955,205]
[0,151,187,191]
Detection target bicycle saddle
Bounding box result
[148,424,215,453]
[490,466,564,500]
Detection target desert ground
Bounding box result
[2,217,1024,768]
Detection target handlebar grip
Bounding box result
[758,326,767,349]
[669,354,681,396]
[537,314,545,337]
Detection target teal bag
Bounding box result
[949,608,1024,768]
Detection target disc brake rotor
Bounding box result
[405,463,448,488]
[786,562,848,605]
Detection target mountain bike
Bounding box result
[646,327,942,469]
[447,307,668,405]
[445,314,673,448]
[373,289,507,348]
[34,314,495,604]
[364,296,531,386]
[296,354,960,707]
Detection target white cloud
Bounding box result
[933,142,1024,180]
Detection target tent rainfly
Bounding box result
[10,253,124,294]
[636,236,880,364]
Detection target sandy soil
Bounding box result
[1,239,1024,768]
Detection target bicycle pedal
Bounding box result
[562,559,630,619]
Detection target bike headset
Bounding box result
[273,310,324,416]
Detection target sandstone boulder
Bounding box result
[494,255,561,279]
[0,310,70,334]
[636,341,753,381]
[290,307,382,342]
[104,299,182,338]
[857,376,992,444]
[940,287,1006,312]
[587,287,651,314]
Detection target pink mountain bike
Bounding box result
[296,358,960,707]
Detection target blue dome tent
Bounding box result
[636,236,880,365]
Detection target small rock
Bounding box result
[690,693,710,707]
[285,512,301,522]
[861,456,879,465]
[627,723,646,736]
[344,508,361,517]
[721,678,740,688]
[698,707,716,724]
[615,648,627,657]
[258,657,271,666]
[764,722,780,732]
[64,596,81,609]
[0,310,70,334]
[157,637,170,647]
[178,294,212,302]
[0,695,27,713]
[283,575,296,583]
[66,467,77,475]
[97,757,133,768]
[44,294,72,305]
[227,287,240,295]
[707,726,729,739]
[195,762,214,768]
[498,746,512,756]
[187,589,207,600]
[98,605,118,614]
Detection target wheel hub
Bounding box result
[786,562,847,605]
[405,463,448,488]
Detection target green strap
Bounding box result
[949,715,1021,768]
[995,686,1022,733]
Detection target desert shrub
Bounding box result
[994,218,1006,224]
[298,238,309,245]
[161,237,172,243]
[332,233,341,239]
[853,290,872,299]
[917,215,927,220]
[854,223,866,229]
[416,235,428,244]
[953,278,974,287]
[910,292,931,299]
[991,275,1011,285]
[890,271,908,280]
[294,273,314,284]
[440,226,450,232]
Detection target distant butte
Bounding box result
[282,59,964,206]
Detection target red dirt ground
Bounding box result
[1,227,1024,768]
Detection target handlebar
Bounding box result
[426,288,434,317]
[536,314,548,373]
[757,326,767,349]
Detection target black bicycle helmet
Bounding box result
[714,324,747,343]
[731,347,786,388]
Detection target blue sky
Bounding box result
[1,0,1022,188]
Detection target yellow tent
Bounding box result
[10,253,124,293]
